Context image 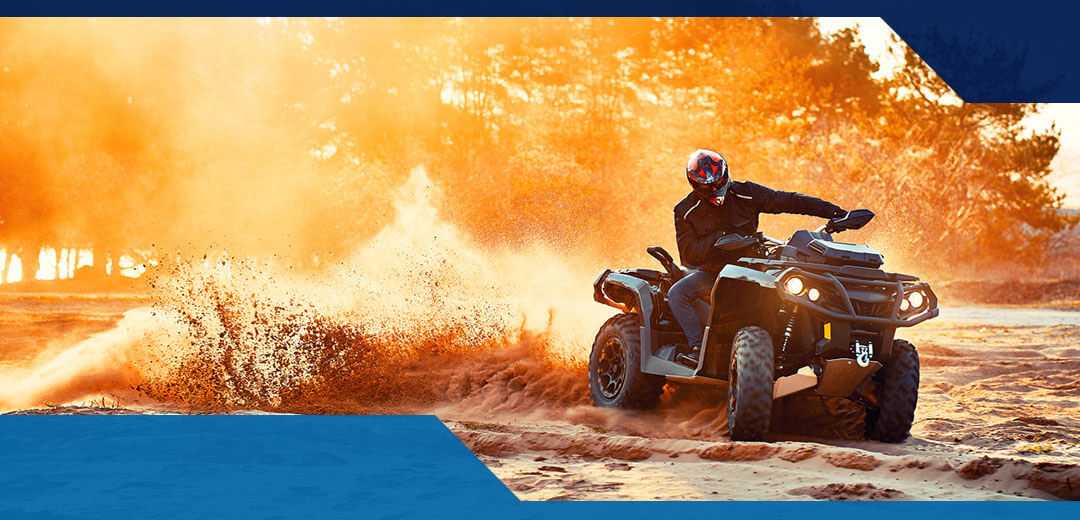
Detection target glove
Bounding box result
[822,209,847,234]
[713,231,745,246]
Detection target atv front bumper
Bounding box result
[776,267,939,327]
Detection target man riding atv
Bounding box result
[588,150,935,441]
[671,149,847,366]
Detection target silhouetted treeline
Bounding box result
[0,18,1069,278]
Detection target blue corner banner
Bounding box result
[0,415,517,519]
[788,0,1080,103]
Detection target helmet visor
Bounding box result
[692,177,731,205]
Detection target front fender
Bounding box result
[715,264,777,291]
[709,264,778,324]
[702,266,781,378]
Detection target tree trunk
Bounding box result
[20,245,41,282]
[56,248,66,279]
[91,248,112,278]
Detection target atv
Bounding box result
[588,209,938,442]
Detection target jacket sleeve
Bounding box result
[749,182,844,219]
[675,209,725,267]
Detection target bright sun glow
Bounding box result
[815,17,905,80]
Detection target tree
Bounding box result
[0,18,1067,280]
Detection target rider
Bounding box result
[670,149,847,364]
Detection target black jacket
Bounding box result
[674,181,843,272]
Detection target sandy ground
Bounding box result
[0,293,147,371]
[443,317,1080,501]
[1,293,1078,501]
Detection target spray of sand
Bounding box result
[0,167,614,414]
[0,308,179,410]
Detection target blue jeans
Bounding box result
[667,270,716,349]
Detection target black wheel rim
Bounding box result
[596,337,626,399]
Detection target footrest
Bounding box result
[675,353,699,368]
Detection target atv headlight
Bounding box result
[899,298,911,312]
[784,276,805,295]
[908,291,925,309]
[807,288,821,302]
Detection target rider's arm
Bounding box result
[674,210,724,267]
[747,182,845,219]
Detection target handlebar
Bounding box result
[819,209,875,234]
[647,246,683,279]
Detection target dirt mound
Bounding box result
[778,445,818,462]
[956,456,1006,479]
[698,443,779,461]
[953,456,1080,499]
[451,425,688,461]
[822,451,884,471]
[788,482,907,500]
[938,279,1080,307]
[1021,462,1080,500]
[3,405,147,415]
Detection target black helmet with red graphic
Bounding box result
[686,149,731,206]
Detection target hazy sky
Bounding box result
[818,18,1080,208]
[1026,104,1080,208]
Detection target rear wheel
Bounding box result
[727,326,774,441]
[866,339,920,442]
[588,313,666,409]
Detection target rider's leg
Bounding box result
[693,299,710,330]
[667,270,715,350]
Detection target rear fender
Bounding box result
[594,271,655,317]
[593,271,663,375]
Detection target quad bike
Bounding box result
[588,209,938,442]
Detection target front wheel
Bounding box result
[588,313,665,409]
[727,326,774,441]
[866,339,920,442]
